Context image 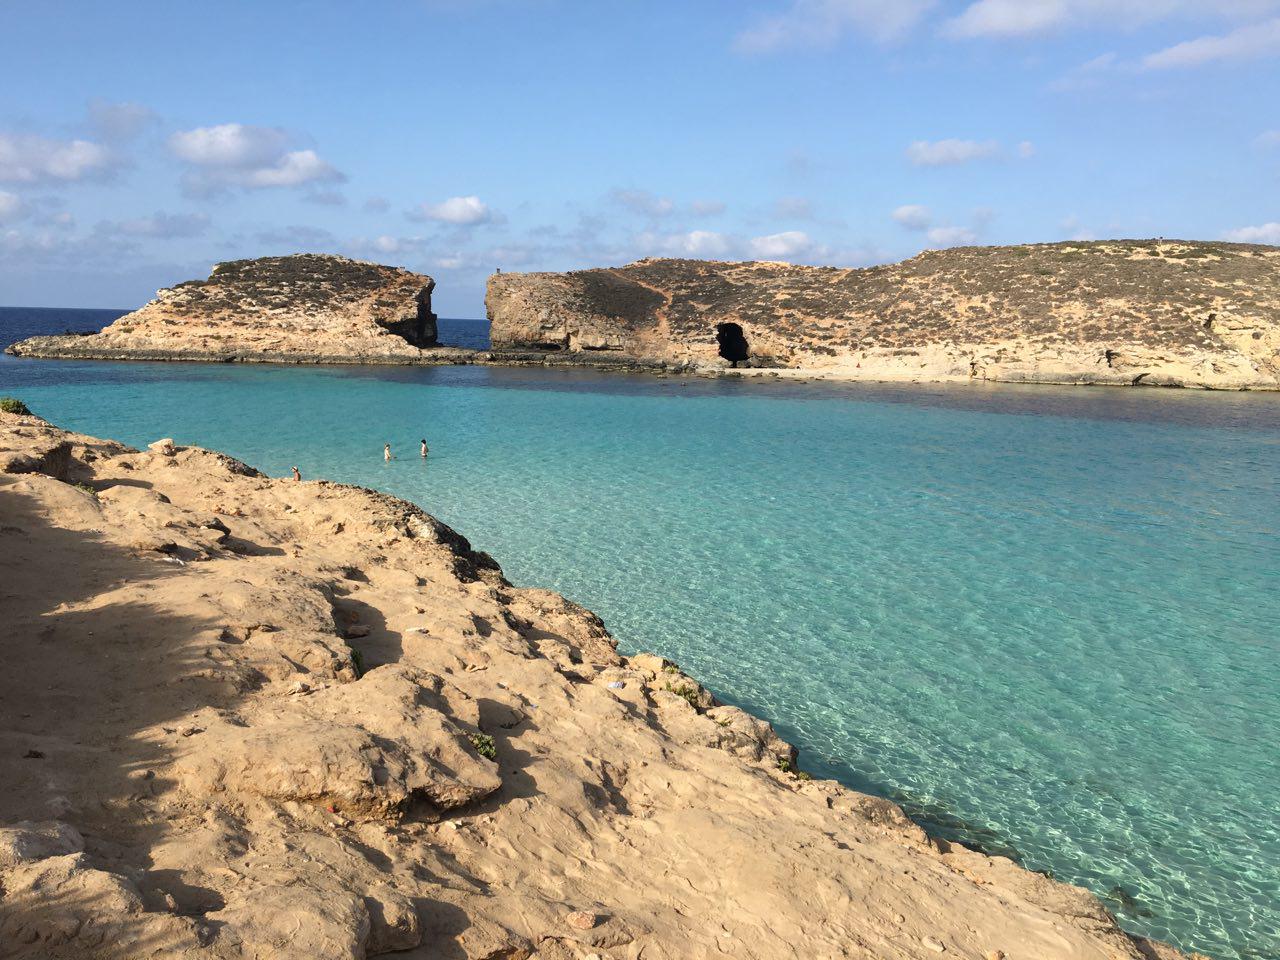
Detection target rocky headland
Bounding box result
[8,255,442,364]
[486,241,1280,390]
[12,242,1280,391]
[0,406,1207,959]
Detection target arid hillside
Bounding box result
[486,241,1280,389]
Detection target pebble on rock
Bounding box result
[922,937,947,953]
[565,910,598,930]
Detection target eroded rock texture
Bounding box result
[486,241,1280,389]
[9,254,437,363]
[0,409,1211,959]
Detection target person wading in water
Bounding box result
[420,439,429,458]
[384,443,392,462]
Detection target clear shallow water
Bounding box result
[3,309,1278,960]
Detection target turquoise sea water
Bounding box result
[2,309,1278,960]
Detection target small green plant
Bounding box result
[71,482,97,497]
[775,757,792,773]
[0,397,31,415]
[349,648,365,678]
[665,682,701,709]
[468,732,497,760]
[662,664,679,674]
[715,718,732,728]
[795,770,813,781]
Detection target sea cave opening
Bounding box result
[716,322,750,367]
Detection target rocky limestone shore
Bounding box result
[486,241,1280,390]
[0,407,1208,959]
[8,255,439,364]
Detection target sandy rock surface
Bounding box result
[0,410,1206,959]
[8,254,438,363]
[485,241,1280,389]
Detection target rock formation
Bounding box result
[9,255,438,363]
[0,406,1211,959]
[486,240,1280,389]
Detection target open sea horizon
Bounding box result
[2,306,1277,960]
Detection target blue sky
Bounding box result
[2,0,1279,316]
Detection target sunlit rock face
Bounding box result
[486,241,1280,388]
[10,254,438,362]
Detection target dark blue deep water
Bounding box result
[2,307,1278,960]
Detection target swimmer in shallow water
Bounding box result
[384,443,392,461]
[420,439,429,458]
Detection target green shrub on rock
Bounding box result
[0,397,31,415]
[468,732,497,760]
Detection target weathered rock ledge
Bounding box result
[0,408,1209,959]
[486,240,1280,390]
[5,337,670,374]
[7,254,440,363]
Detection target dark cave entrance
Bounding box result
[716,322,750,367]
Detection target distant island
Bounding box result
[488,240,1280,390]
[8,254,448,365]
[10,241,1280,390]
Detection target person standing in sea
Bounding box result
[420,439,429,458]
[384,443,392,462]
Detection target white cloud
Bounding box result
[736,0,936,51]
[1223,222,1280,244]
[892,204,932,230]
[409,195,498,225]
[87,99,156,141]
[253,224,337,249]
[108,212,210,238]
[241,150,341,188]
[1257,130,1280,147]
[945,0,1067,38]
[946,1,1280,39]
[690,199,727,216]
[168,123,343,193]
[0,134,114,184]
[169,124,288,167]
[1060,215,1096,241]
[907,138,1001,166]
[926,226,978,246]
[304,189,347,206]
[1017,140,1036,158]
[373,235,401,253]
[671,230,732,257]
[0,190,24,223]
[1142,17,1280,69]
[749,230,813,259]
[611,189,675,218]
[773,196,814,219]
[1051,52,1120,90]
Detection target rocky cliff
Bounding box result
[9,254,438,363]
[486,240,1280,389]
[0,408,1207,959]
